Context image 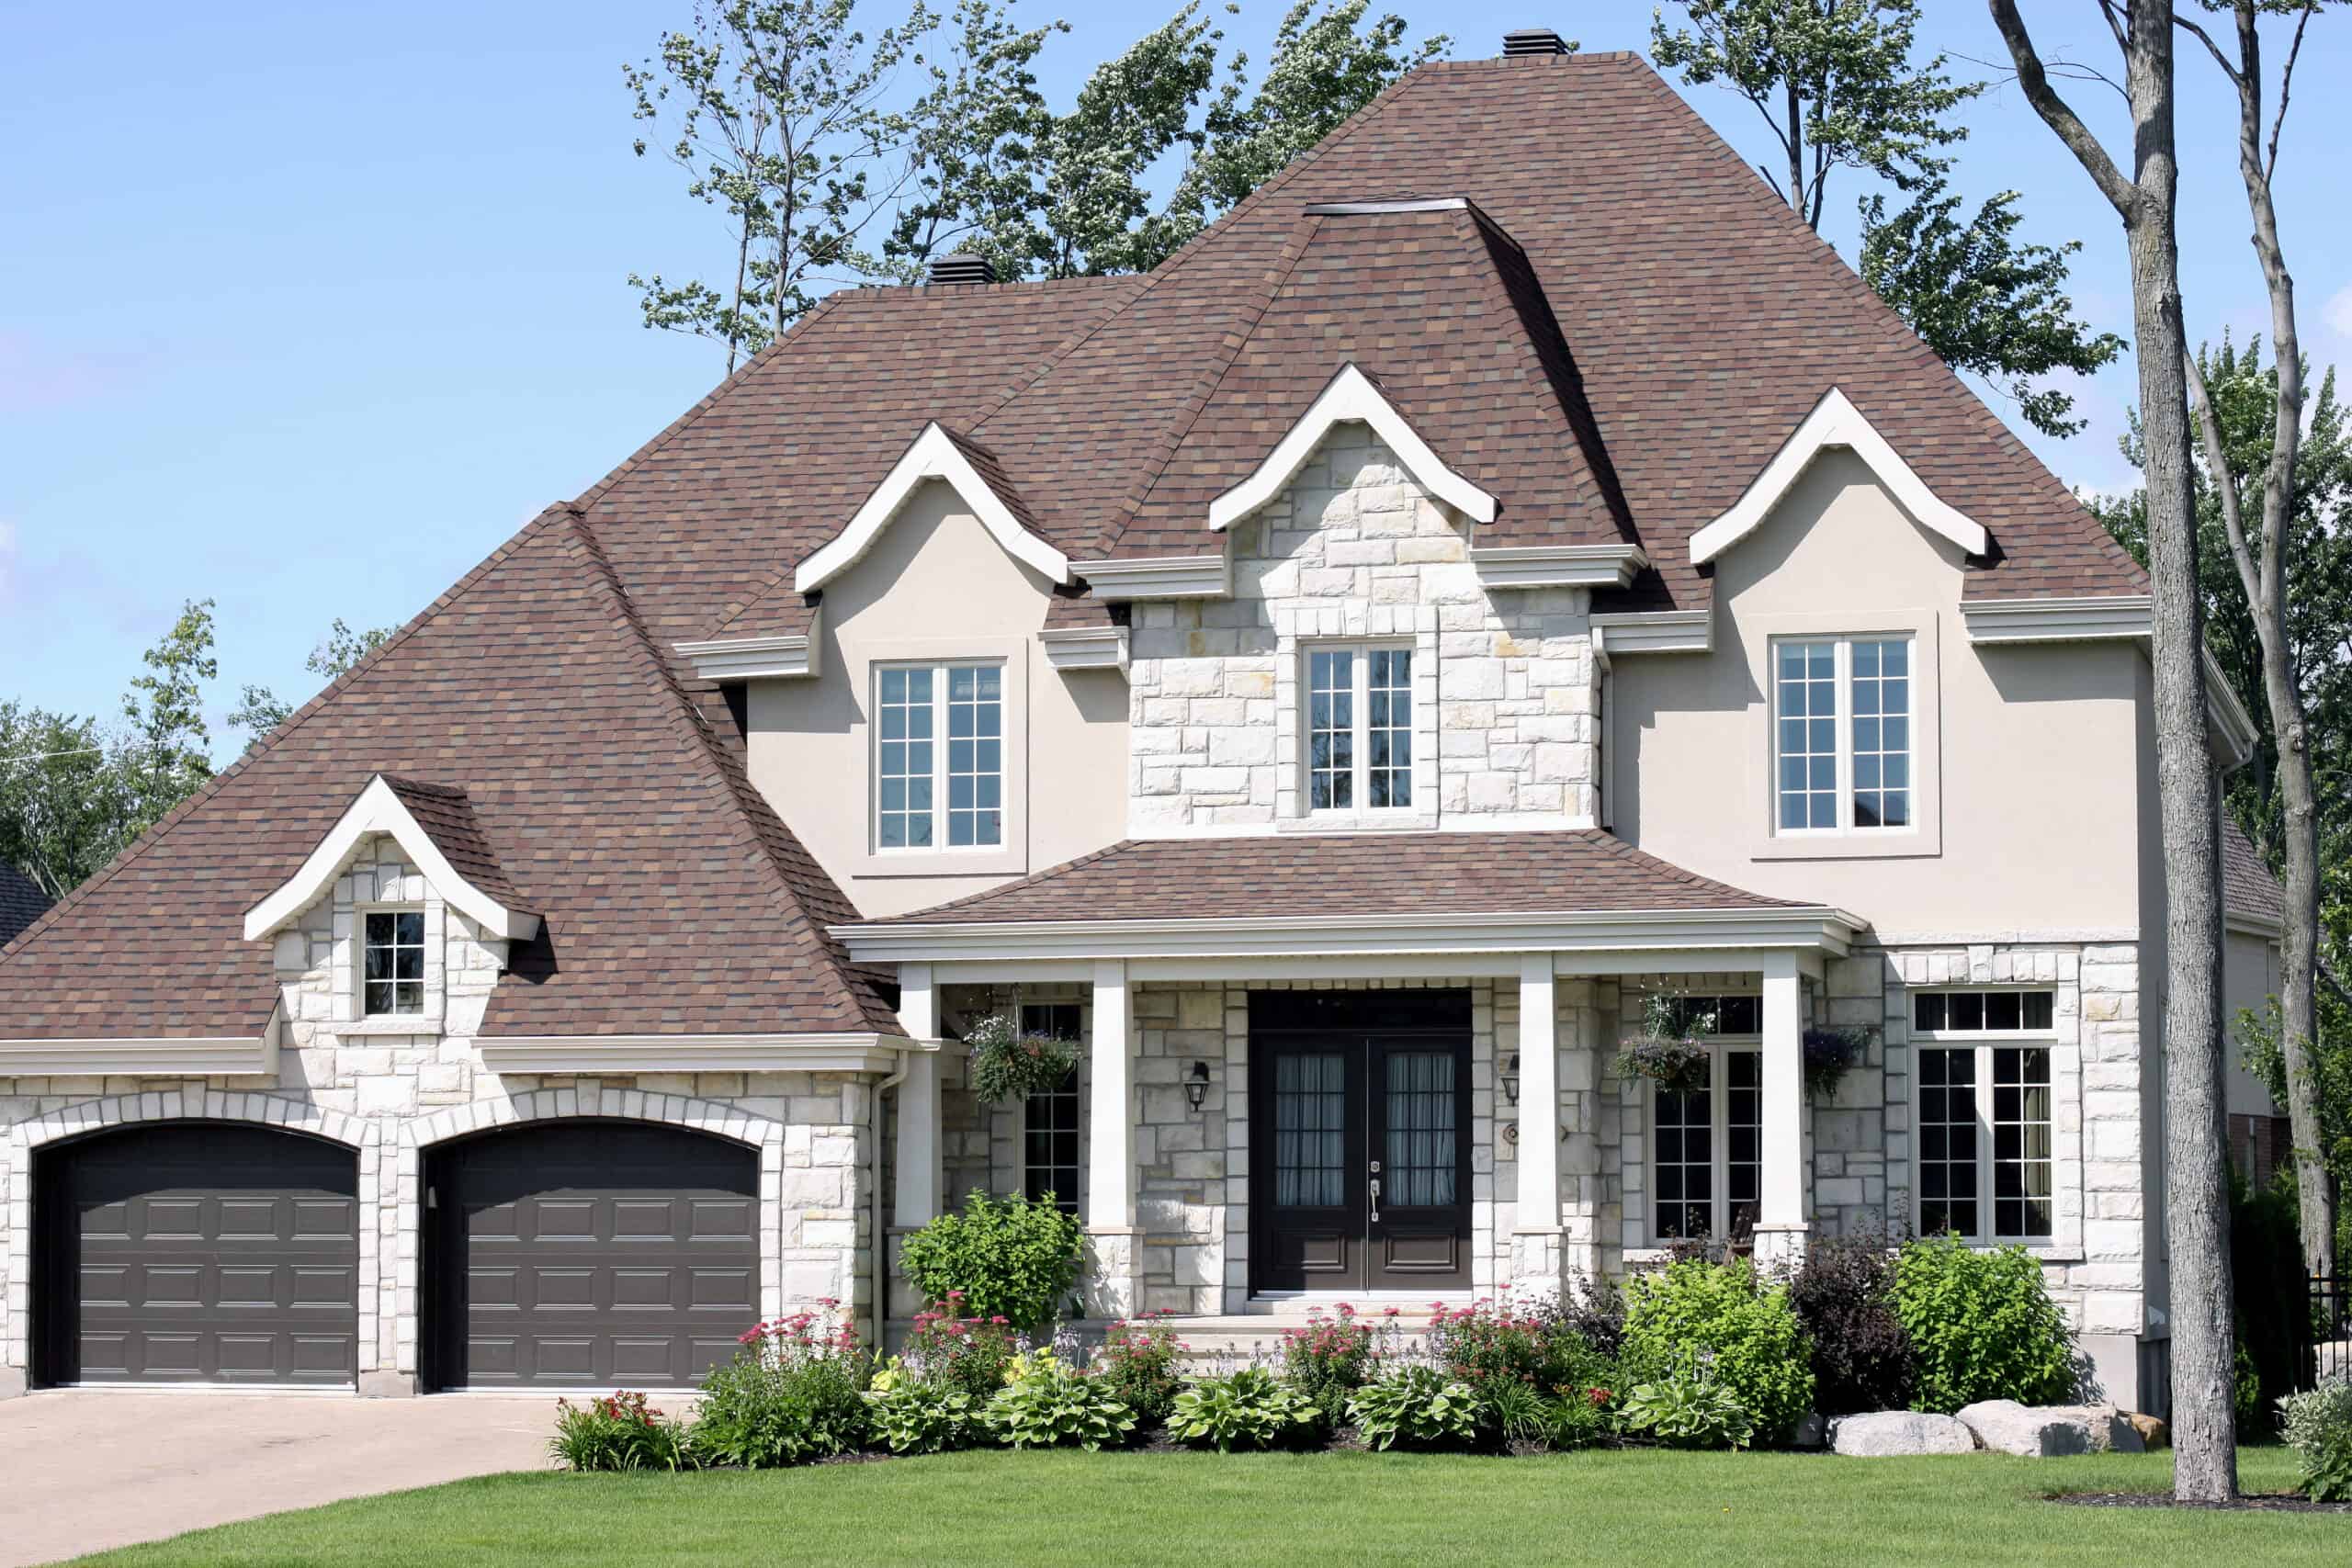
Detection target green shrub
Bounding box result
[1621,1258,1814,1443]
[1891,1235,2076,1414]
[1543,1384,1620,1450]
[2278,1378,2352,1503]
[693,1307,871,1469]
[1095,1314,1186,1422]
[902,1297,1022,1397]
[981,1350,1136,1450]
[898,1190,1084,1332]
[1169,1368,1325,1451]
[1347,1365,1485,1451]
[1622,1371,1754,1450]
[863,1370,980,1454]
[1277,1303,1387,1415]
[1426,1299,1614,1396]
[548,1392,695,1472]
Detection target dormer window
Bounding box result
[1306,644,1414,812]
[363,910,426,1015]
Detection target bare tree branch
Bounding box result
[2172,9,2247,85]
[2183,348,2266,608]
[1986,0,2139,217]
[2266,2,2314,181]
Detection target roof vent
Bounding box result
[1501,28,1570,57]
[926,253,996,286]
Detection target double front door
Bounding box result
[1249,990,1473,1293]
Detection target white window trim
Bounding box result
[346,901,443,1032]
[849,641,1029,878]
[1747,609,1941,863]
[1770,634,1917,841]
[1909,1029,2059,1247]
[1298,640,1419,821]
[1646,1002,1762,1245]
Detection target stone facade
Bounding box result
[1126,423,1599,833]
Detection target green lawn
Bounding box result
[73,1447,2342,1568]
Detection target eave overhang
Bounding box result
[1039,625,1130,672]
[474,1032,929,1075]
[0,1004,284,1077]
[675,620,822,681]
[1470,542,1646,590]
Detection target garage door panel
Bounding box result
[38,1124,360,1388]
[431,1122,761,1389]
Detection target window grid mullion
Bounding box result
[932,673,950,848]
[1976,1046,1996,1246]
[1711,1048,1730,1239]
[1834,637,1855,830]
[1352,648,1372,807]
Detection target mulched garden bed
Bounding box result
[2051,1491,2349,1513]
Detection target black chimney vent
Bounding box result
[1501,28,1570,57]
[926,253,996,286]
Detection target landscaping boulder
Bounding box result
[2127,1412,2169,1450]
[2045,1404,2143,1453]
[1954,1400,2093,1457]
[1827,1411,1976,1456]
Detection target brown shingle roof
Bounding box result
[881,829,1805,925]
[375,776,529,915]
[2222,818,2286,929]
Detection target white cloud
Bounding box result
[2324,281,2352,342]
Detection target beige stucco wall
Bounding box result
[1609,449,2147,936]
[745,481,1130,918]
[2222,925,2285,1120]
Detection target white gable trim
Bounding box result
[243,776,540,943]
[1469,542,1647,590]
[1081,553,1232,601]
[675,619,822,681]
[1207,364,1498,532]
[1687,388,1989,567]
[795,423,1071,594]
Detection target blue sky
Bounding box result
[6,2,2347,754]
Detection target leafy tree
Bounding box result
[119,599,220,841]
[0,705,130,902]
[231,618,396,740]
[1653,1,2122,437]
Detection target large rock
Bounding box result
[1955,1400,2094,1457]
[2128,1412,2170,1450]
[2047,1404,2145,1453]
[1828,1411,1977,1456]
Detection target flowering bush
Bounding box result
[899,1190,1084,1331]
[1095,1314,1187,1422]
[1277,1303,1389,1414]
[1170,1367,1325,1452]
[981,1350,1136,1450]
[1614,990,1715,1093]
[2278,1377,2352,1503]
[902,1293,1022,1397]
[1347,1365,1485,1451]
[548,1391,695,1472]
[1622,1369,1754,1450]
[963,1012,1081,1103]
[693,1303,871,1469]
[1622,1259,1813,1444]
[1426,1298,1617,1398]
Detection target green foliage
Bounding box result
[1345,1365,1485,1451]
[1621,1259,1814,1443]
[230,618,394,740]
[1424,1299,1616,1399]
[1622,1371,1755,1450]
[961,1012,1080,1103]
[692,1309,872,1469]
[902,1297,1023,1396]
[863,1372,981,1454]
[1890,1235,2076,1414]
[2231,1166,2312,1433]
[1094,1314,1186,1422]
[2278,1378,2352,1504]
[0,701,130,903]
[118,599,219,840]
[1787,1233,1915,1416]
[1168,1367,1325,1451]
[548,1393,697,1472]
[980,1350,1136,1450]
[897,1190,1083,1331]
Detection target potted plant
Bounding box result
[1614,991,1714,1094]
[961,1011,1080,1103]
[1803,1026,1868,1099]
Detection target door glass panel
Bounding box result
[1383,1050,1456,1208]
[1273,1054,1346,1208]
[1655,1084,1713,1239]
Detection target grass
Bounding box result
[67,1446,2342,1567]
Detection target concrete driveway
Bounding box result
[0,1391,554,1566]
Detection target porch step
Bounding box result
[1141,1308,1442,1370]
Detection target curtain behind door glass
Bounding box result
[1274,1054,1346,1208]
[1384,1050,1457,1208]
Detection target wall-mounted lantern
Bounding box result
[1185,1060,1211,1111]
[1500,1052,1521,1106]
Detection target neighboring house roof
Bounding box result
[2222,818,2287,931]
[0,864,51,950]
[874,829,1806,926]
[0,509,898,1040]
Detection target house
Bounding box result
[0,39,2290,1414]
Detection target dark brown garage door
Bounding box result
[34,1123,359,1388]
[424,1121,760,1390]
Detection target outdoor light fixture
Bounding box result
[1185,1060,1211,1111]
[1500,1052,1521,1106]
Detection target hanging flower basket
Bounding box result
[962,1012,1080,1104]
[1803,1026,1868,1100]
[1613,991,1715,1095]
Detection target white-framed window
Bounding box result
[1649,993,1762,1243]
[1305,643,1413,812]
[875,661,1003,850]
[1019,1002,1081,1214]
[1772,635,1913,835]
[362,909,425,1016]
[1912,988,2057,1243]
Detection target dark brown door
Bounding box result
[34,1123,359,1388]
[1250,991,1472,1294]
[424,1121,759,1390]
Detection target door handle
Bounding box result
[1368,1175,1382,1224]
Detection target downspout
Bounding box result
[871,1050,910,1357]
[1591,625,1612,830]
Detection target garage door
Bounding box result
[34,1123,359,1387]
[425,1121,761,1390]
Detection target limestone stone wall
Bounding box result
[1125,423,1599,833]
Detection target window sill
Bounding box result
[1752,829,1939,862]
[849,845,1028,878]
[339,1013,445,1036]
[1279,812,1439,834]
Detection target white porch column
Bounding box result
[1510,954,1565,1302]
[892,963,942,1230]
[1084,958,1141,1316]
[1752,953,1810,1270]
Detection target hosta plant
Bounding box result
[1622,1371,1754,1450]
[864,1370,980,1455]
[1169,1368,1326,1452]
[981,1351,1136,1450]
[1347,1365,1485,1451]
